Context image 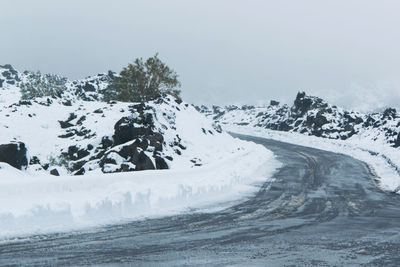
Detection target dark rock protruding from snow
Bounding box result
[50,168,60,176]
[113,115,154,145]
[270,100,279,106]
[0,142,28,170]
[54,99,200,174]
[134,151,155,171]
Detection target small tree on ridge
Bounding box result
[104,54,181,102]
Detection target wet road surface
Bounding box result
[1,134,400,266]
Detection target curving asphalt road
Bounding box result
[1,134,400,266]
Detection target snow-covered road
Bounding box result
[1,134,400,266]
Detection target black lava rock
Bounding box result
[0,142,28,170]
[50,168,60,176]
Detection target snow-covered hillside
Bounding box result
[0,64,280,237]
[199,92,400,192]
[0,64,270,175]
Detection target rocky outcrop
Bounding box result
[0,142,28,170]
[113,109,155,145]
[202,91,400,147]
[54,100,188,175]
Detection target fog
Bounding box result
[1,0,400,111]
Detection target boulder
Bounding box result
[113,116,154,145]
[0,142,28,170]
[154,156,168,169]
[50,168,60,176]
[118,139,149,159]
[59,120,74,129]
[133,151,155,171]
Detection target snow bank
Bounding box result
[226,125,400,192]
[0,141,280,239]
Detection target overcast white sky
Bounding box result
[1,0,400,111]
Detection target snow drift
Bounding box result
[0,143,279,238]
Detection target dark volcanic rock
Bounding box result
[59,120,74,129]
[133,151,155,171]
[81,82,96,92]
[0,142,28,170]
[277,122,292,131]
[293,92,313,116]
[101,136,114,149]
[62,100,72,106]
[270,100,279,106]
[118,143,140,159]
[65,145,90,161]
[74,168,85,175]
[314,113,328,128]
[118,144,155,171]
[19,100,32,106]
[155,156,168,169]
[382,108,397,120]
[55,101,174,174]
[363,115,376,127]
[50,168,60,176]
[100,152,120,166]
[113,115,155,145]
[29,156,41,165]
[394,133,400,148]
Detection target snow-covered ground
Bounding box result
[0,142,279,238]
[226,125,400,193]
